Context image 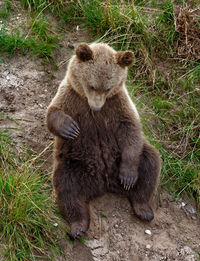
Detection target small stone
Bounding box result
[67,43,74,49]
[3,70,9,76]
[114,224,119,228]
[181,202,186,207]
[145,229,152,235]
[185,204,196,214]
[180,246,193,255]
[146,244,151,249]
[76,25,79,31]
[53,223,58,227]
[191,216,196,220]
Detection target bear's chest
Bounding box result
[57,109,121,176]
[73,109,120,155]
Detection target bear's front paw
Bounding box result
[119,170,138,190]
[59,116,80,140]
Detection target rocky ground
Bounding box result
[0,27,199,261]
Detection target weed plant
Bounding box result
[0,21,58,61]
[0,0,11,19]
[0,129,61,260]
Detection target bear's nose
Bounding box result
[91,106,101,111]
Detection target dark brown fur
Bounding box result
[46,43,161,239]
[116,51,135,67]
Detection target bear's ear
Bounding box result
[75,43,93,62]
[116,51,134,67]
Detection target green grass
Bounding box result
[0,1,59,62]
[0,18,59,61]
[128,60,200,204]
[20,0,64,11]
[0,129,61,260]
[0,0,11,19]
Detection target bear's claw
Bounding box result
[60,119,80,140]
[119,173,138,190]
[70,228,84,240]
[69,220,88,240]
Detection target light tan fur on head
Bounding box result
[67,43,134,111]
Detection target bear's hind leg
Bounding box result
[128,142,161,221]
[53,163,90,239]
[69,199,90,239]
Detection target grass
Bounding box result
[0,129,61,260]
[0,0,11,20]
[0,25,58,61]
[128,58,200,203]
[0,1,59,62]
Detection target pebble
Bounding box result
[3,70,9,76]
[146,244,151,249]
[53,223,58,227]
[145,229,152,235]
[181,202,186,207]
[67,43,74,49]
[180,246,193,255]
[185,204,196,214]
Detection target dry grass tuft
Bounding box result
[175,7,200,60]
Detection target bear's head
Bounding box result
[68,43,134,111]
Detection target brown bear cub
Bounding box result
[46,43,161,239]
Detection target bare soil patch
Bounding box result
[0,28,199,261]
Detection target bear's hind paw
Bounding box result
[132,202,154,222]
[69,221,88,240]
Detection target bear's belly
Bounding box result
[57,111,121,179]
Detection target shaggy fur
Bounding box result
[46,43,161,239]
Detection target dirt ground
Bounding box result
[0,28,199,261]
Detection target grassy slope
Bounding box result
[0,127,61,260]
[0,0,199,260]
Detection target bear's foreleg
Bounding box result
[128,142,161,221]
[53,163,90,239]
[47,106,80,139]
[117,121,143,190]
